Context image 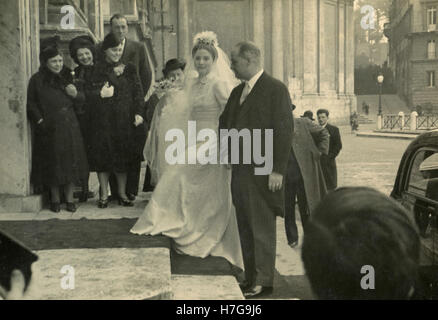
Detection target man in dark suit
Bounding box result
[317,109,342,191]
[102,14,154,200]
[219,42,294,298]
[285,105,329,248]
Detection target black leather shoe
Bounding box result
[243,286,273,299]
[66,202,77,213]
[118,198,134,207]
[98,198,108,209]
[50,202,61,213]
[126,193,136,201]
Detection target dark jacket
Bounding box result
[321,123,342,190]
[219,71,294,216]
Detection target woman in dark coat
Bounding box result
[27,44,89,213]
[69,35,96,202]
[86,33,145,208]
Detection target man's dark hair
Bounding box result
[302,187,420,300]
[316,109,329,117]
[110,13,128,26]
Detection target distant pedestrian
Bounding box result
[350,112,359,132]
[317,109,342,191]
[362,101,369,115]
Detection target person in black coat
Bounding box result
[317,109,342,191]
[69,35,96,202]
[27,41,89,213]
[98,14,153,200]
[86,33,145,208]
[219,41,294,298]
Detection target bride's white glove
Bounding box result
[100,82,114,98]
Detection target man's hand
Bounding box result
[65,84,78,98]
[100,82,114,98]
[134,114,144,127]
[268,172,283,192]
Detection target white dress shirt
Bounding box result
[240,69,264,105]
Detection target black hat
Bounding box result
[162,58,186,77]
[302,110,315,121]
[102,33,122,51]
[39,46,61,65]
[40,36,61,64]
[69,35,95,64]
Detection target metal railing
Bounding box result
[417,115,438,130]
[380,113,438,131]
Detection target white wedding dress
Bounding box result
[131,73,244,270]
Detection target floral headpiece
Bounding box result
[193,31,218,48]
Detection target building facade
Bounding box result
[386,0,438,110]
[0,0,355,211]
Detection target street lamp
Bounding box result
[377,74,384,116]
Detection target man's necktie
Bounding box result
[240,82,250,105]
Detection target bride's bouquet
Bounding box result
[153,78,178,97]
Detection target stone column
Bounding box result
[178,0,191,63]
[252,0,264,65]
[410,111,418,131]
[302,0,318,93]
[0,0,42,212]
[272,0,283,81]
[345,0,355,95]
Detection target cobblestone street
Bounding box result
[337,125,411,196]
[272,124,413,300]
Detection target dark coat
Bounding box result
[219,72,294,287]
[290,118,329,213]
[97,38,152,96]
[85,61,145,172]
[27,66,89,187]
[72,64,94,151]
[320,123,342,190]
[97,37,153,159]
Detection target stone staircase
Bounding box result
[0,169,245,300]
[357,114,375,124]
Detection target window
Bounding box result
[428,7,437,31]
[427,71,436,87]
[102,0,137,20]
[428,40,436,59]
[408,150,438,202]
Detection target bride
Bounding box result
[130,32,244,271]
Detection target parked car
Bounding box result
[391,130,438,299]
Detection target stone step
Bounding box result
[29,248,172,300]
[171,275,244,300]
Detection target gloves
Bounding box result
[100,82,114,98]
